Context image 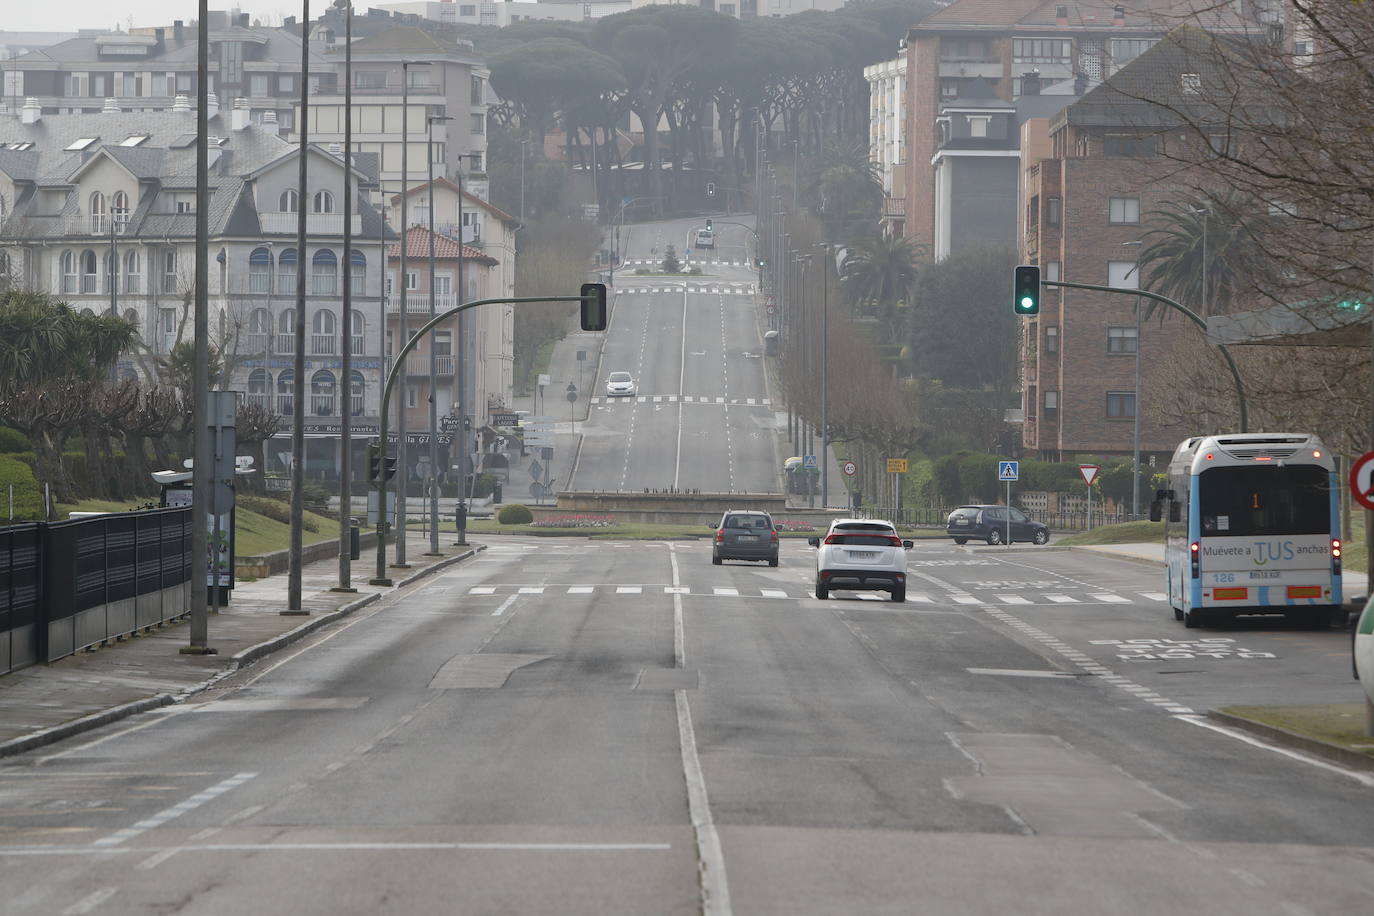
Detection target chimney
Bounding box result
[261,110,279,136]
[174,20,184,43]
[102,97,120,113]
[1113,5,1125,26]
[1055,4,1068,25]
[239,13,251,28]
[155,27,165,46]
[232,98,251,130]
[172,93,191,113]
[20,97,40,124]
[328,142,343,155]
[206,92,219,119]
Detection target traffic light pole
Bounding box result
[370,293,596,585]
[1040,279,1248,433]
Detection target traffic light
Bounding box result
[580,282,607,331]
[1013,264,1041,316]
[367,439,382,482]
[705,218,713,231]
[706,183,715,197]
[383,454,397,481]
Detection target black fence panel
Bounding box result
[0,524,41,676]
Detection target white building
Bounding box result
[864,55,905,198]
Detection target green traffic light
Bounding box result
[1020,296,1033,309]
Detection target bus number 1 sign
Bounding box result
[1350,450,1374,512]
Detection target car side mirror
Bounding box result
[807,537,820,547]
[902,540,914,549]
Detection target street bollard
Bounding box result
[349,517,361,560]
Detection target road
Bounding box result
[572,216,781,494]
[2,537,1372,914]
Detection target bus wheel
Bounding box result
[1184,607,1206,629]
[1173,607,1184,622]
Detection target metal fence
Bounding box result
[853,506,1144,533]
[0,507,192,676]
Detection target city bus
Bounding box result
[1152,433,1342,628]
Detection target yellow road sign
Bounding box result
[886,458,908,474]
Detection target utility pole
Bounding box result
[335,0,356,592]
[286,0,310,614]
[425,115,453,555]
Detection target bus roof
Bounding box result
[1169,433,1334,474]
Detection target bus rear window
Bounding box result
[1197,465,1330,537]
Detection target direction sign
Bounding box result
[802,454,818,469]
[1079,464,1101,487]
[886,458,908,474]
[440,415,461,432]
[528,460,544,481]
[998,460,1019,482]
[842,460,857,477]
[1350,450,1374,511]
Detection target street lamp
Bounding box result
[1123,239,1144,518]
[426,114,454,556]
[452,150,483,548]
[336,0,357,592]
[817,242,831,510]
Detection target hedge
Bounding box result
[0,454,43,520]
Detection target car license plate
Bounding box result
[848,550,877,560]
[953,519,967,525]
[737,535,757,542]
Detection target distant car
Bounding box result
[605,371,637,397]
[946,505,1049,546]
[808,518,913,602]
[712,510,779,566]
[695,229,714,249]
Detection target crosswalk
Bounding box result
[461,585,1170,604]
[620,258,754,268]
[616,285,756,296]
[590,395,771,406]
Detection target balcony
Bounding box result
[243,332,270,354]
[386,293,458,314]
[243,393,271,410]
[259,212,362,236]
[310,395,336,416]
[406,354,455,376]
[276,333,296,353]
[277,394,294,415]
[938,60,1003,80]
[310,334,337,356]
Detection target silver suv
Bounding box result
[808,518,914,602]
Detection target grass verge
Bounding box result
[1057,520,1164,546]
[56,497,339,557]
[1220,704,1374,758]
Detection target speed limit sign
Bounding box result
[842,460,857,477]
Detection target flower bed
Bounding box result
[529,514,618,528]
[776,519,816,532]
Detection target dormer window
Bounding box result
[1180,73,1201,94]
[312,190,335,214]
[89,192,107,234]
[968,116,991,138]
[66,137,99,151]
[280,189,298,213]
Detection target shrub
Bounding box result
[238,494,319,532]
[0,428,30,453]
[301,481,331,512]
[775,518,815,532]
[497,503,533,525]
[529,514,615,528]
[0,454,42,520]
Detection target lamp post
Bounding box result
[452,151,482,547]
[817,243,830,510]
[426,114,454,556]
[394,59,432,569]
[286,0,311,613]
[1122,239,1143,518]
[335,0,357,592]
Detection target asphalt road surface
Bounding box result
[2,536,1372,914]
[572,217,781,494]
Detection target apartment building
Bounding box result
[0,105,396,478]
[864,55,906,235]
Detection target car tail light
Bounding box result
[715,530,725,543]
[1332,538,1342,575]
[823,534,842,545]
[770,528,779,542]
[1190,541,1200,579]
[885,535,903,546]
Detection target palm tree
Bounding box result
[809,140,884,240]
[1136,189,1280,318]
[840,234,925,329]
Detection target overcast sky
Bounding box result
[6,3,344,34]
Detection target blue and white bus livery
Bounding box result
[1151,433,1342,629]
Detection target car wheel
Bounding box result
[815,578,829,600]
[986,528,1003,546]
[953,537,968,545]
[891,586,906,603]
[712,555,722,566]
[1032,528,1049,546]
[768,556,779,567]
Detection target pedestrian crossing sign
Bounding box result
[803,455,818,469]
[998,460,1019,481]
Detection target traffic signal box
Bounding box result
[367,439,397,481]
[1014,264,1041,316]
[580,282,607,331]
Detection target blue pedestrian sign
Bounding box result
[803,455,818,469]
[998,460,1019,482]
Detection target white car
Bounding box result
[605,371,637,397]
[807,518,913,602]
[695,229,714,249]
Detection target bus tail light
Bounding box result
[1214,587,1248,600]
[1190,541,1200,579]
[1288,586,1322,600]
[1332,538,1342,575]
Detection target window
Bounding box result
[63,71,90,97]
[355,70,387,90]
[248,247,273,294]
[407,388,418,409]
[311,309,337,355]
[176,199,194,214]
[1044,390,1059,411]
[1013,38,1072,63]
[2,71,19,97]
[405,271,418,291]
[406,68,432,89]
[1107,326,1138,354]
[349,251,366,296]
[1107,391,1136,418]
[1107,260,1139,288]
[940,78,959,99]
[278,248,298,295]
[311,250,338,295]
[350,370,365,416]
[350,312,365,355]
[1045,326,1059,353]
[467,152,482,173]
[1206,132,1230,155]
[248,368,271,406]
[1180,72,1201,94]
[124,250,141,293]
[60,250,77,293]
[250,74,269,96]
[1109,196,1140,224]
[159,308,177,350]
[434,275,452,296]
[459,4,476,15]
[470,113,485,135]
[1104,133,1156,157]
[80,250,99,293]
[967,116,987,139]
[111,191,130,233]
[433,330,453,356]
[721,2,736,13]
[1111,38,1156,65]
[103,250,119,293]
[89,192,107,234]
[176,72,193,93]
[1046,197,1061,226]
[470,75,484,106]
[1198,464,1330,537]
[162,249,178,292]
[280,189,298,212]
[312,190,334,214]
[277,369,294,414]
[279,74,295,94]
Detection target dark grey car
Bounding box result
[712,510,780,566]
[947,505,1050,546]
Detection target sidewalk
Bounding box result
[0,531,486,758]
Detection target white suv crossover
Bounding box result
[808,519,914,602]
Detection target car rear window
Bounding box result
[833,523,894,534]
[827,534,896,546]
[725,515,770,529]
[949,508,980,520]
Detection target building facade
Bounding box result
[864,53,905,235]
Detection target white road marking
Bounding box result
[469,586,496,595]
[1045,594,1079,603]
[1177,715,1374,787]
[568,586,594,594]
[856,593,884,601]
[491,594,519,617]
[760,589,788,599]
[93,773,257,848]
[62,888,118,915]
[1141,592,1169,601]
[966,668,1076,678]
[517,587,544,595]
[1091,593,1132,603]
[995,595,1032,604]
[136,848,180,869]
[617,586,643,594]
[712,587,739,597]
[951,595,982,605]
[665,586,690,594]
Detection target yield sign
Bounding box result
[1079,464,1101,487]
[1351,450,1374,512]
